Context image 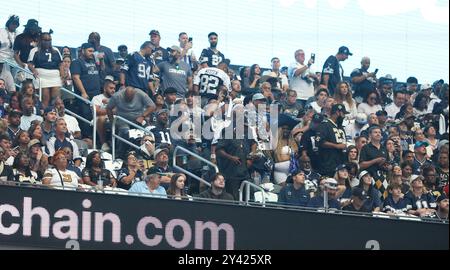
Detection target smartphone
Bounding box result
[311,53,315,63]
[188,37,193,42]
[374,68,379,74]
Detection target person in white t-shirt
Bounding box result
[357,90,382,117]
[385,90,406,119]
[43,150,80,189]
[288,49,318,107]
[92,78,116,151]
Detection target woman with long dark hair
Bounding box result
[12,152,38,184]
[334,81,357,119]
[357,170,382,212]
[167,173,192,200]
[82,151,116,187]
[248,64,261,89]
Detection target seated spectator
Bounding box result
[28,120,45,146]
[92,79,116,152]
[0,133,16,166]
[116,151,144,190]
[12,151,38,184]
[27,139,48,179]
[46,118,80,158]
[61,146,81,178]
[347,145,359,164]
[405,175,437,217]
[82,151,116,187]
[308,88,329,114]
[307,178,341,209]
[357,90,382,117]
[167,173,192,200]
[147,147,173,189]
[342,187,371,213]
[357,170,382,212]
[13,130,30,155]
[7,109,22,141]
[433,194,448,221]
[382,183,410,215]
[334,164,352,203]
[280,90,303,119]
[198,173,234,201]
[412,93,430,117]
[138,133,156,161]
[40,106,57,142]
[19,96,43,131]
[42,150,80,189]
[0,146,14,181]
[278,169,310,207]
[18,78,42,115]
[129,173,167,198]
[387,164,410,194]
[412,141,433,174]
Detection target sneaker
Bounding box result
[101,143,111,152]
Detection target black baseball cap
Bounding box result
[8,110,22,117]
[149,30,160,36]
[376,110,388,117]
[338,46,352,56]
[335,163,348,171]
[311,113,324,123]
[331,104,349,114]
[118,44,127,51]
[164,87,177,95]
[352,187,369,201]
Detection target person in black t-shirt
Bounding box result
[321,46,352,96]
[200,32,225,68]
[149,30,169,65]
[13,19,41,69]
[350,56,377,103]
[299,113,324,171]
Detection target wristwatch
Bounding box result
[210,154,216,159]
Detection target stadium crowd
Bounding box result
[0,16,448,220]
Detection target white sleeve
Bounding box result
[54,47,63,62]
[193,70,202,86]
[28,47,38,63]
[71,140,80,158]
[46,137,56,156]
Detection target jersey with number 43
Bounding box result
[121,52,154,92]
[194,67,231,96]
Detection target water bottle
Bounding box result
[97,175,104,191]
[252,171,261,186]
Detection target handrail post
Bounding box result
[38,78,42,102]
[238,180,266,206]
[246,182,250,204]
[92,104,97,150]
[112,116,116,160]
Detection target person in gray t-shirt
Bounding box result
[107,87,156,157]
[157,45,192,98]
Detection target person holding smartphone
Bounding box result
[350,56,377,103]
[178,32,197,70]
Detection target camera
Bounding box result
[311,53,315,63]
[188,37,193,42]
[374,68,379,74]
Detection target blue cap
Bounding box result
[44,106,57,114]
[414,141,429,149]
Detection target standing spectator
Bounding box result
[81,150,116,187]
[357,170,382,212]
[42,150,80,189]
[60,55,74,102]
[167,173,190,200]
[116,151,144,190]
[46,118,79,158]
[247,64,262,90]
[321,46,352,96]
[357,90,382,117]
[406,76,419,97]
[193,61,231,107]
[299,113,323,171]
[13,19,41,70]
[129,173,167,198]
[307,178,341,209]
[0,15,20,92]
[308,87,329,114]
[316,104,348,177]
[262,57,289,91]
[385,90,406,119]
[87,32,115,78]
[200,32,225,68]
[149,30,169,65]
[412,93,430,117]
[350,56,377,103]
[119,41,155,96]
[178,32,197,70]
[118,44,128,59]
[344,112,367,139]
[273,116,299,185]
[27,31,63,108]
[288,49,316,107]
[19,97,43,131]
[278,169,310,207]
[157,45,193,98]
[333,81,357,120]
[405,176,437,217]
[148,109,172,148]
[70,42,100,138]
[197,173,234,201]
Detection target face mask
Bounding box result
[41,40,51,48]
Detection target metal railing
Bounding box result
[239,180,266,206]
[111,115,147,160]
[3,59,97,149]
[173,146,214,188]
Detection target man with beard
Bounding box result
[299,113,324,171]
[120,41,156,96]
[321,46,352,96]
[13,19,41,69]
[147,108,172,149]
[157,45,192,98]
[87,32,115,78]
[40,106,57,142]
[316,104,348,177]
[149,30,169,65]
[92,79,116,152]
[7,110,22,141]
[351,57,377,103]
[19,97,42,131]
[199,32,225,68]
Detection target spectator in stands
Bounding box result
[288,49,316,107]
[27,31,63,108]
[321,97,336,117]
[87,32,115,78]
[308,87,329,114]
[342,187,371,213]
[387,164,409,193]
[436,150,449,188]
[350,56,377,103]
[354,135,368,153]
[385,90,406,119]
[8,92,21,112]
[7,109,22,141]
[19,79,42,115]
[422,165,441,197]
[157,45,193,98]
[200,32,225,68]
[434,195,449,220]
[307,178,341,209]
[317,104,348,177]
[406,76,419,97]
[12,151,38,184]
[334,81,357,120]
[19,97,43,131]
[263,57,289,91]
[13,19,41,70]
[92,79,116,152]
[13,130,30,155]
[147,147,173,188]
[0,146,14,181]
[138,133,155,161]
[412,93,430,117]
[0,133,15,165]
[198,173,234,201]
[357,90,382,117]
[280,89,303,119]
[382,183,409,215]
[28,120,44,146]
[28,138,47,179]
[247,64,262,90]
[385,137,401,166]
[149,30,169,65]
[148,108,172,148]
[424,125,439,151]
[0,61,15,94]
[347,145,359,164]
[167,173,191,200]
[345,112,367,141]
[70,42,100,138]
[40,106,56,142]
[0,15,19,64]
[193,61,231,107]
[129,173,167,197]
[278,169,310,206]
[274,115,299,185]
[334,163,352,201]
[118,44,128,59]
[405,176,436,217]
[412,141,432,175]
[61,46,71,57]
[357,170,382,212]
[46,118,79,158]
[106,86,155,157]
[321,46,352,96]
[82,150,116,187]
[178,32,197,70]
[297,154,321,186]
[117,151,144,190]
[43,150,80,189]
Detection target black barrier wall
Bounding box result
[0,185,448,250]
